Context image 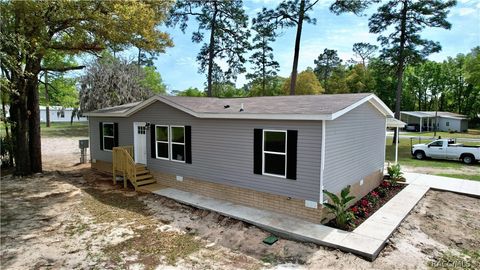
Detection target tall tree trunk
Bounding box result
[137,47,142,66]
[11,77,31,175]
[45,71,50,127]
[392,0,408,145]
[289,0,305,96]
[262,37,266,95]
[323,59,329,93]
[1,89,14,166]
[206,1,218,97]
[27,58,42,173]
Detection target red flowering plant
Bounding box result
[355,205,369,218]
[381,181,390,188]
[366,191,380,205]
[360,199,370,207]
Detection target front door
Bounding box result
[134,122,147,164]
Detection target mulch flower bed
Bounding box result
[327,180,406,231]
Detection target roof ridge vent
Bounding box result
[239,103,244,112]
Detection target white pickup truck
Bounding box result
[411,139,480,164]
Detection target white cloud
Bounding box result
[458,7,476,16]
[176,56,197,67]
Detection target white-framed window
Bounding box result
[170,126,185,162]
[102,122,115,151]
[262,130,287,178]
[155,125,185,163]
[155,125,169,160]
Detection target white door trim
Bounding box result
[133,122,147,165]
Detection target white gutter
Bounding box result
[320,120,326,204]
[84,111,335,121]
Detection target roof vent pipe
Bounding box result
[239,103,244,112]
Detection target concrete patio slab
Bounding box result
[143,173,480,261]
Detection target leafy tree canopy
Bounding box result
[283,69,324,95]
[140,66,167,94]
[79,57,155,112]
[249,76,286,97]
[172,87,206,97]
[313,48,342,93]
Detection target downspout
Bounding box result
[320,120,326,203]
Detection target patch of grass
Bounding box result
[81,188,201,267]
[104,228,201,266]
[0,121,88,138]
[81,188,150,224]
[40,122,88,137]
[401,129,480,139]
[260,253,307,266]
[429,249,480,270]
[434,173,480,182]
[260,254,280,264]
[65,222,89,236]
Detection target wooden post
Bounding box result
[112,149,116,185]
[395,126,399,164]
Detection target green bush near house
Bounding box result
[387,163,405,183]
[323,186,355,230]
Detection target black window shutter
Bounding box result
[99,122,103,150]
[253,129,263,175]
[185,126,192,164]
[287,130,298,180]
[113,123,119,147]
[150,124,156,158]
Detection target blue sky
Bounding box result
[121,0,480,92]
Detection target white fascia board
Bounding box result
[331,94,393,120]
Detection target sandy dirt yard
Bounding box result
[1,137,479,269]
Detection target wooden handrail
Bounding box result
[112,146,137,189]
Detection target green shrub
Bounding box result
[323,186,355,230]
[387,163,404,183]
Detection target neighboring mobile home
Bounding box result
[84,93,393,223]
[400,111,468,132]
[40,106,87,123]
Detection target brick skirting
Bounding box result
[91,161,383,224]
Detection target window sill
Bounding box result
[262,172,287,179]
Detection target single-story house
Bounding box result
[40,106,87,123]
[84,93,393,224]
[400,111,468,132]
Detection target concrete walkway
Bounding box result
[404,172,480,198]
[147,174,480,261]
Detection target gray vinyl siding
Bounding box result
[323,102,386,194]
[89,101,322,201]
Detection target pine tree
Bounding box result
[263,0,374,95]
[168,0,250,97]
[368,0,456,144]
[352,42,378,67]
[313,49,342,93]
[246,9,279,96]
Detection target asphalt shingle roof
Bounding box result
[88,93,373,116]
